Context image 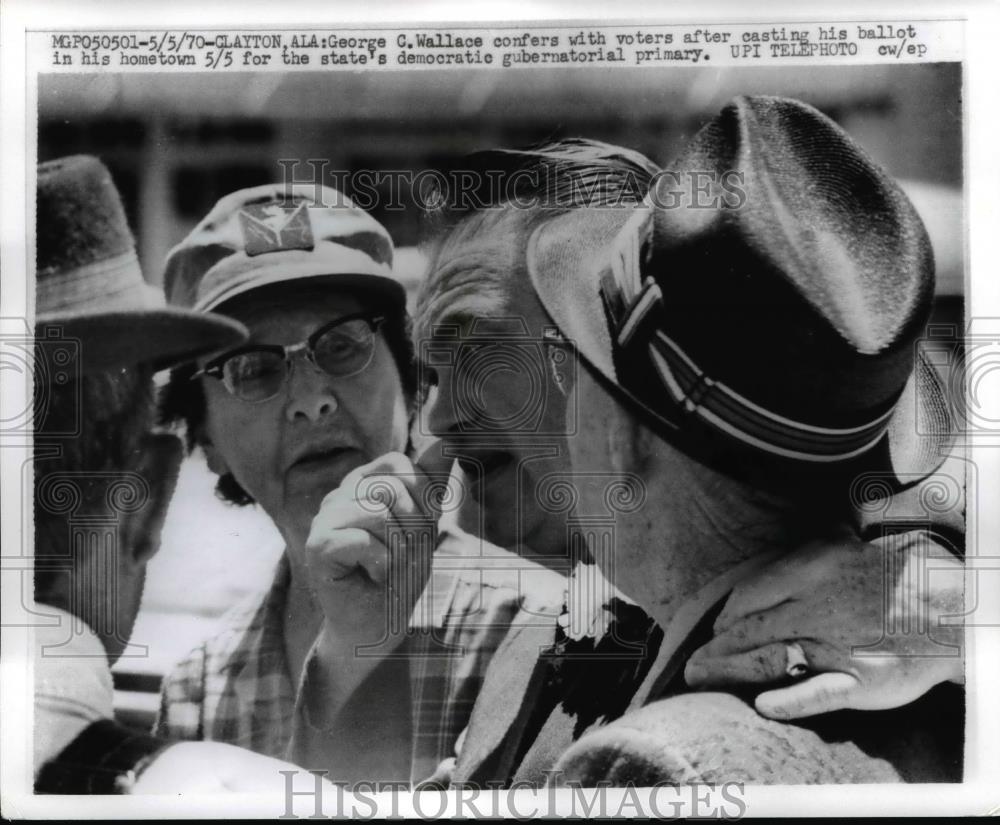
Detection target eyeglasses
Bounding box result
[193,313,385,403]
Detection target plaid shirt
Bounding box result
[154,530,566,784]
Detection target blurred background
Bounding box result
[38,64,962,287]
[37,63,964,720]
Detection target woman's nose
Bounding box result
[285,358,339,423]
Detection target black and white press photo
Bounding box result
[1,2,997,819]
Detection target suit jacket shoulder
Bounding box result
[551,688,963,786]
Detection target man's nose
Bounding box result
[285,359,339,423]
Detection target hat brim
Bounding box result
[35,308,248,375]
[205,269,407,316]
[527,207,956,492]
[195,251,406,314]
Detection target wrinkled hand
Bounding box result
[132,741,323,794]
[304,449,452,650]
[685,531,965,720]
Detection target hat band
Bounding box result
[37,250,161,315]
[597,208,896,463]
[644,329,896,462]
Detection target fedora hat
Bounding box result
[163,183,404,315]
[527,96,954,490]
[36,155,247,374]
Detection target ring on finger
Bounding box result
[784,642,810,678]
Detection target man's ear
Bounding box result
[118,433,184,569]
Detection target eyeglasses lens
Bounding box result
[313,319,375,377]
[219,318,376,401]
[222,351,286,402]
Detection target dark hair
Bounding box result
[34,365,154,596]
[158,288,418,507]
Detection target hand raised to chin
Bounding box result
[301,444,457,720]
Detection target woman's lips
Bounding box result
[293,447,349,468]
[287,447,360,483]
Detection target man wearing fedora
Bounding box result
[153,182,566,785]
[300,128,964,786]
[504,96,965,784]
[31,155,326,793]
[153,121,964,787]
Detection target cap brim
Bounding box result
[195,249,406,314]
[205,269,407,316]
[36,308,248,375]
[527,208,956,491]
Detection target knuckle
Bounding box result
[306,524,347,554]
[357,475,398,507]
[319,484,348,511]
[385,450,413,471]
[340,461,372,490]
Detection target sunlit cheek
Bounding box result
[359,352,411,454]
[418,366,453,436]
[415,384,440,438]
[203,391,279,501]
[391,391,410,452]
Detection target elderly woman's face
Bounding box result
[199,285,409,544]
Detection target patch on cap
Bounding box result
[238,201,314,256]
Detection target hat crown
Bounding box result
[36,155,136,279]
[163,184,402,314]
[653,95,933,347]
[36,154,156,318]
[641,95,935,427]
[34,155,247,373]
[527,95,953,486]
